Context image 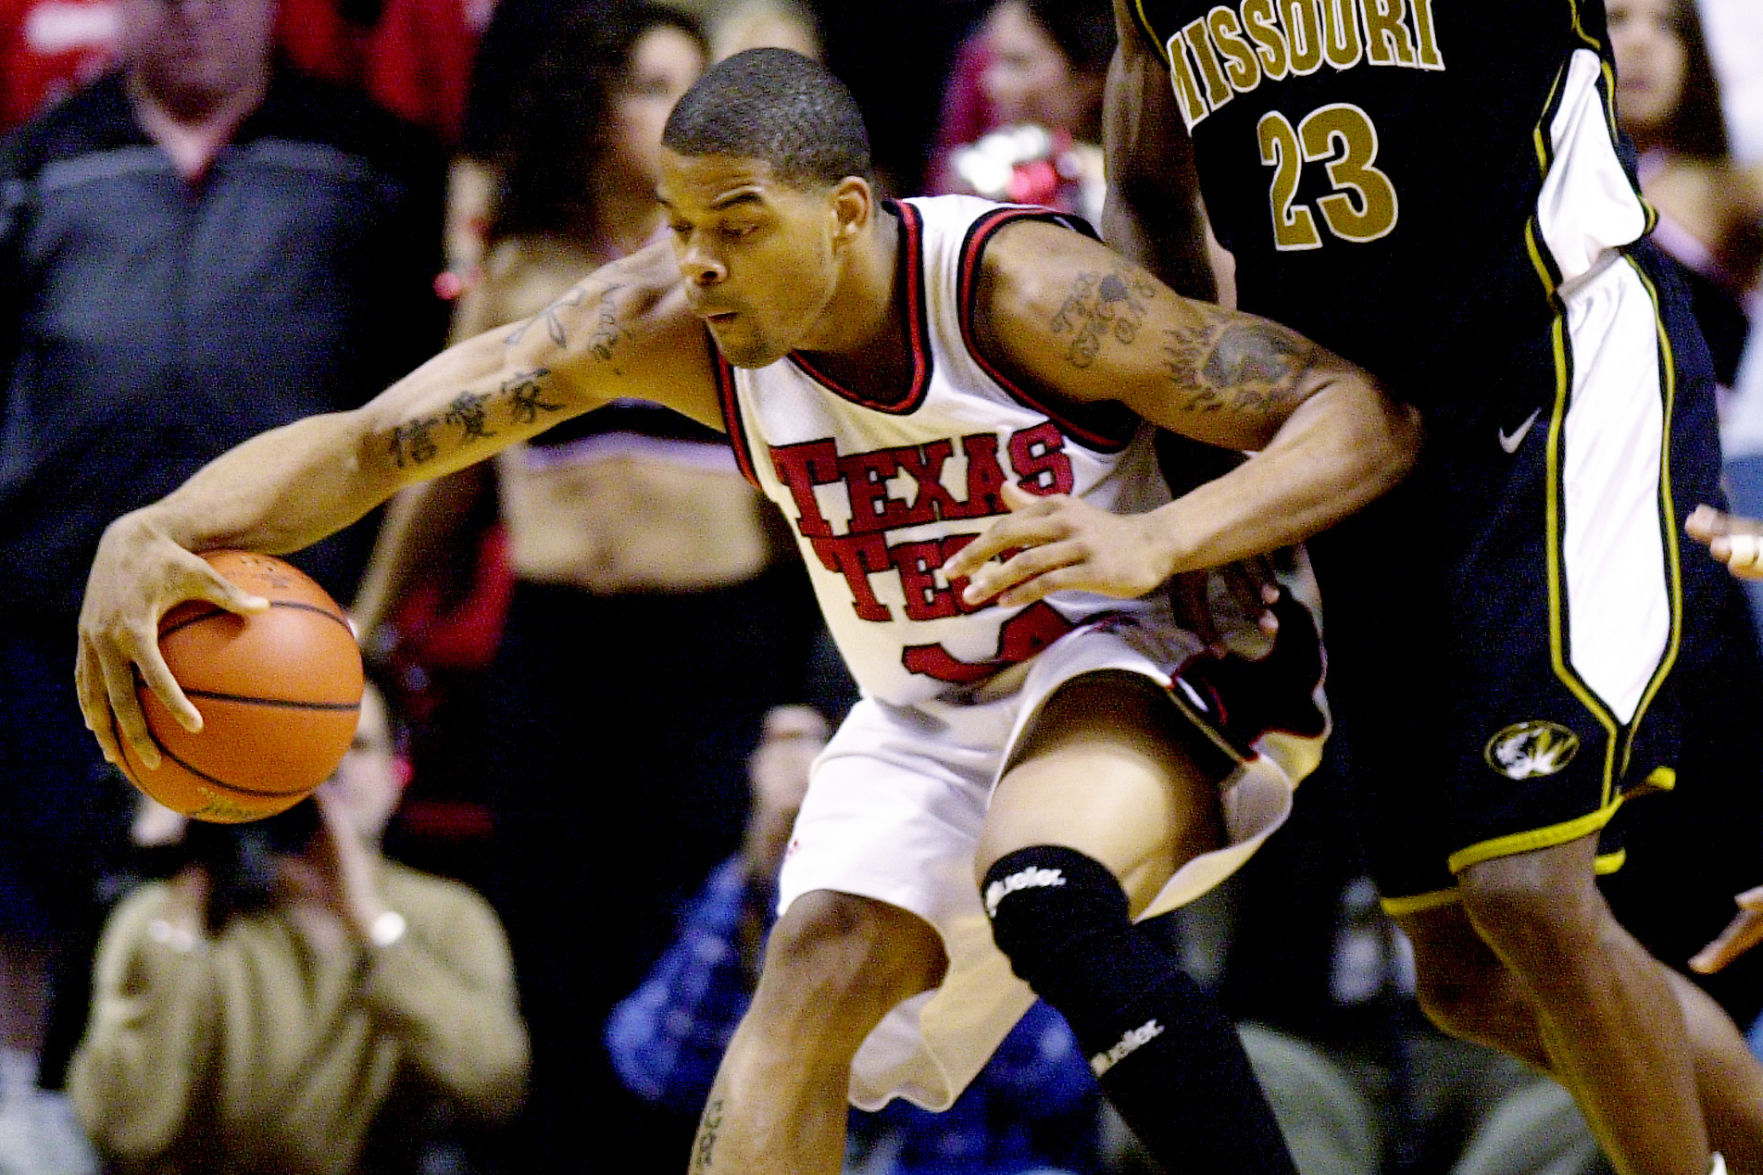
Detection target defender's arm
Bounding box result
[1102,0,1214,299]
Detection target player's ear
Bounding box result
[828,177,872,246]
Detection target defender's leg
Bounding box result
[1455,836,1707,1175]
[1404,882,1763,1175]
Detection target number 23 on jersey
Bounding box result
[1257,102,1399,250]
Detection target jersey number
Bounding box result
[1256,104,1399,251]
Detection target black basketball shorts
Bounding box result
[1309,243,1723,913]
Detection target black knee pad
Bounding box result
[982,845,1130,993]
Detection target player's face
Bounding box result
[657,150,845,368]
[1609,0,1687,134]
[607,26,706,189]
[119,0,278,113]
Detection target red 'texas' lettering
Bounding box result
[769,426,1071,540]
[771,425,1079,646]
[1008,421,1074,496]
[901,602,1076,684]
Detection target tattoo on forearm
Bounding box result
[1162,318,1317,416]
[385,368,559,468]
[388,417,440,467]
[1049,267,1158,368]
[588,288,624,363]
[503,367,561,425]
[444,390,496,440]
[692,1097,724,1173]
[504,281,629,368]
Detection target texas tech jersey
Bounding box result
[716,196,1186,707]
[1129,0,1651,396]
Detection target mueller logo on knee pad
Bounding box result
[1089,1018,1164,1076]
[983,865,1066,917]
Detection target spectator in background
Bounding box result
[933,0,1113,224]
[1620,0,1763,645]
[607,705,1106,1175]
[704,0,819,64]
[67,682,527,1175]
[0,0,445,1147]
[353,7,825,1170]
[1609,0,1761,390]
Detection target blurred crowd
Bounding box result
[1,0,1761,1172]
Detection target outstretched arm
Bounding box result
[78,242,717,769]
[947,219,1420,606]
[1101,0,1214,299]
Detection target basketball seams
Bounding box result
[140,724,316,799]
[160,599,351,640]
[119,551,363,821]
[181,688,361,712]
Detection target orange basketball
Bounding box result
[117,551,364,824]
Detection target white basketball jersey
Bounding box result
[715,196,1178,707]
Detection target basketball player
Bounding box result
[1103,2,1763,1173]
[74,50,1420,1175]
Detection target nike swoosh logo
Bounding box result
[1499,408,1542,454]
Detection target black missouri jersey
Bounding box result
[1129,0,1652,396]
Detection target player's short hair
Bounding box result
[662,48,872,188]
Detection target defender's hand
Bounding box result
[1687,505,1763,580]
[1172,558,1281,656]
[1690,885,1763,974]
[944,482,1177,608]
[75,514,268,771]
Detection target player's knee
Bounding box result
[981,845,1129,996]
[755,890,942,1029]
[1411,967,1498,1040]
[1457,850,1604,963]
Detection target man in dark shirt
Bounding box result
[0,0,445,1075]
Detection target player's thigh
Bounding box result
[977,670,1224,914]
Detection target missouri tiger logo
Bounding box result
[1483,721,1580,780]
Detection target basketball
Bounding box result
[116,550,365,824]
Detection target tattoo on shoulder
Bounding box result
[1162,317,1317,416]
[1048,266,1159,368]
[386,367,559,468]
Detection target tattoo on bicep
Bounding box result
[588,288,625,362]
[1162,318,1317,416]
[692,1096,724,1173]
[505,281,630,361]
[1048,267,1159,368]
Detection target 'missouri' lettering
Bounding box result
[1163,0,1444,130]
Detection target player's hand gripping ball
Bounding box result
[116,551,364,823]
